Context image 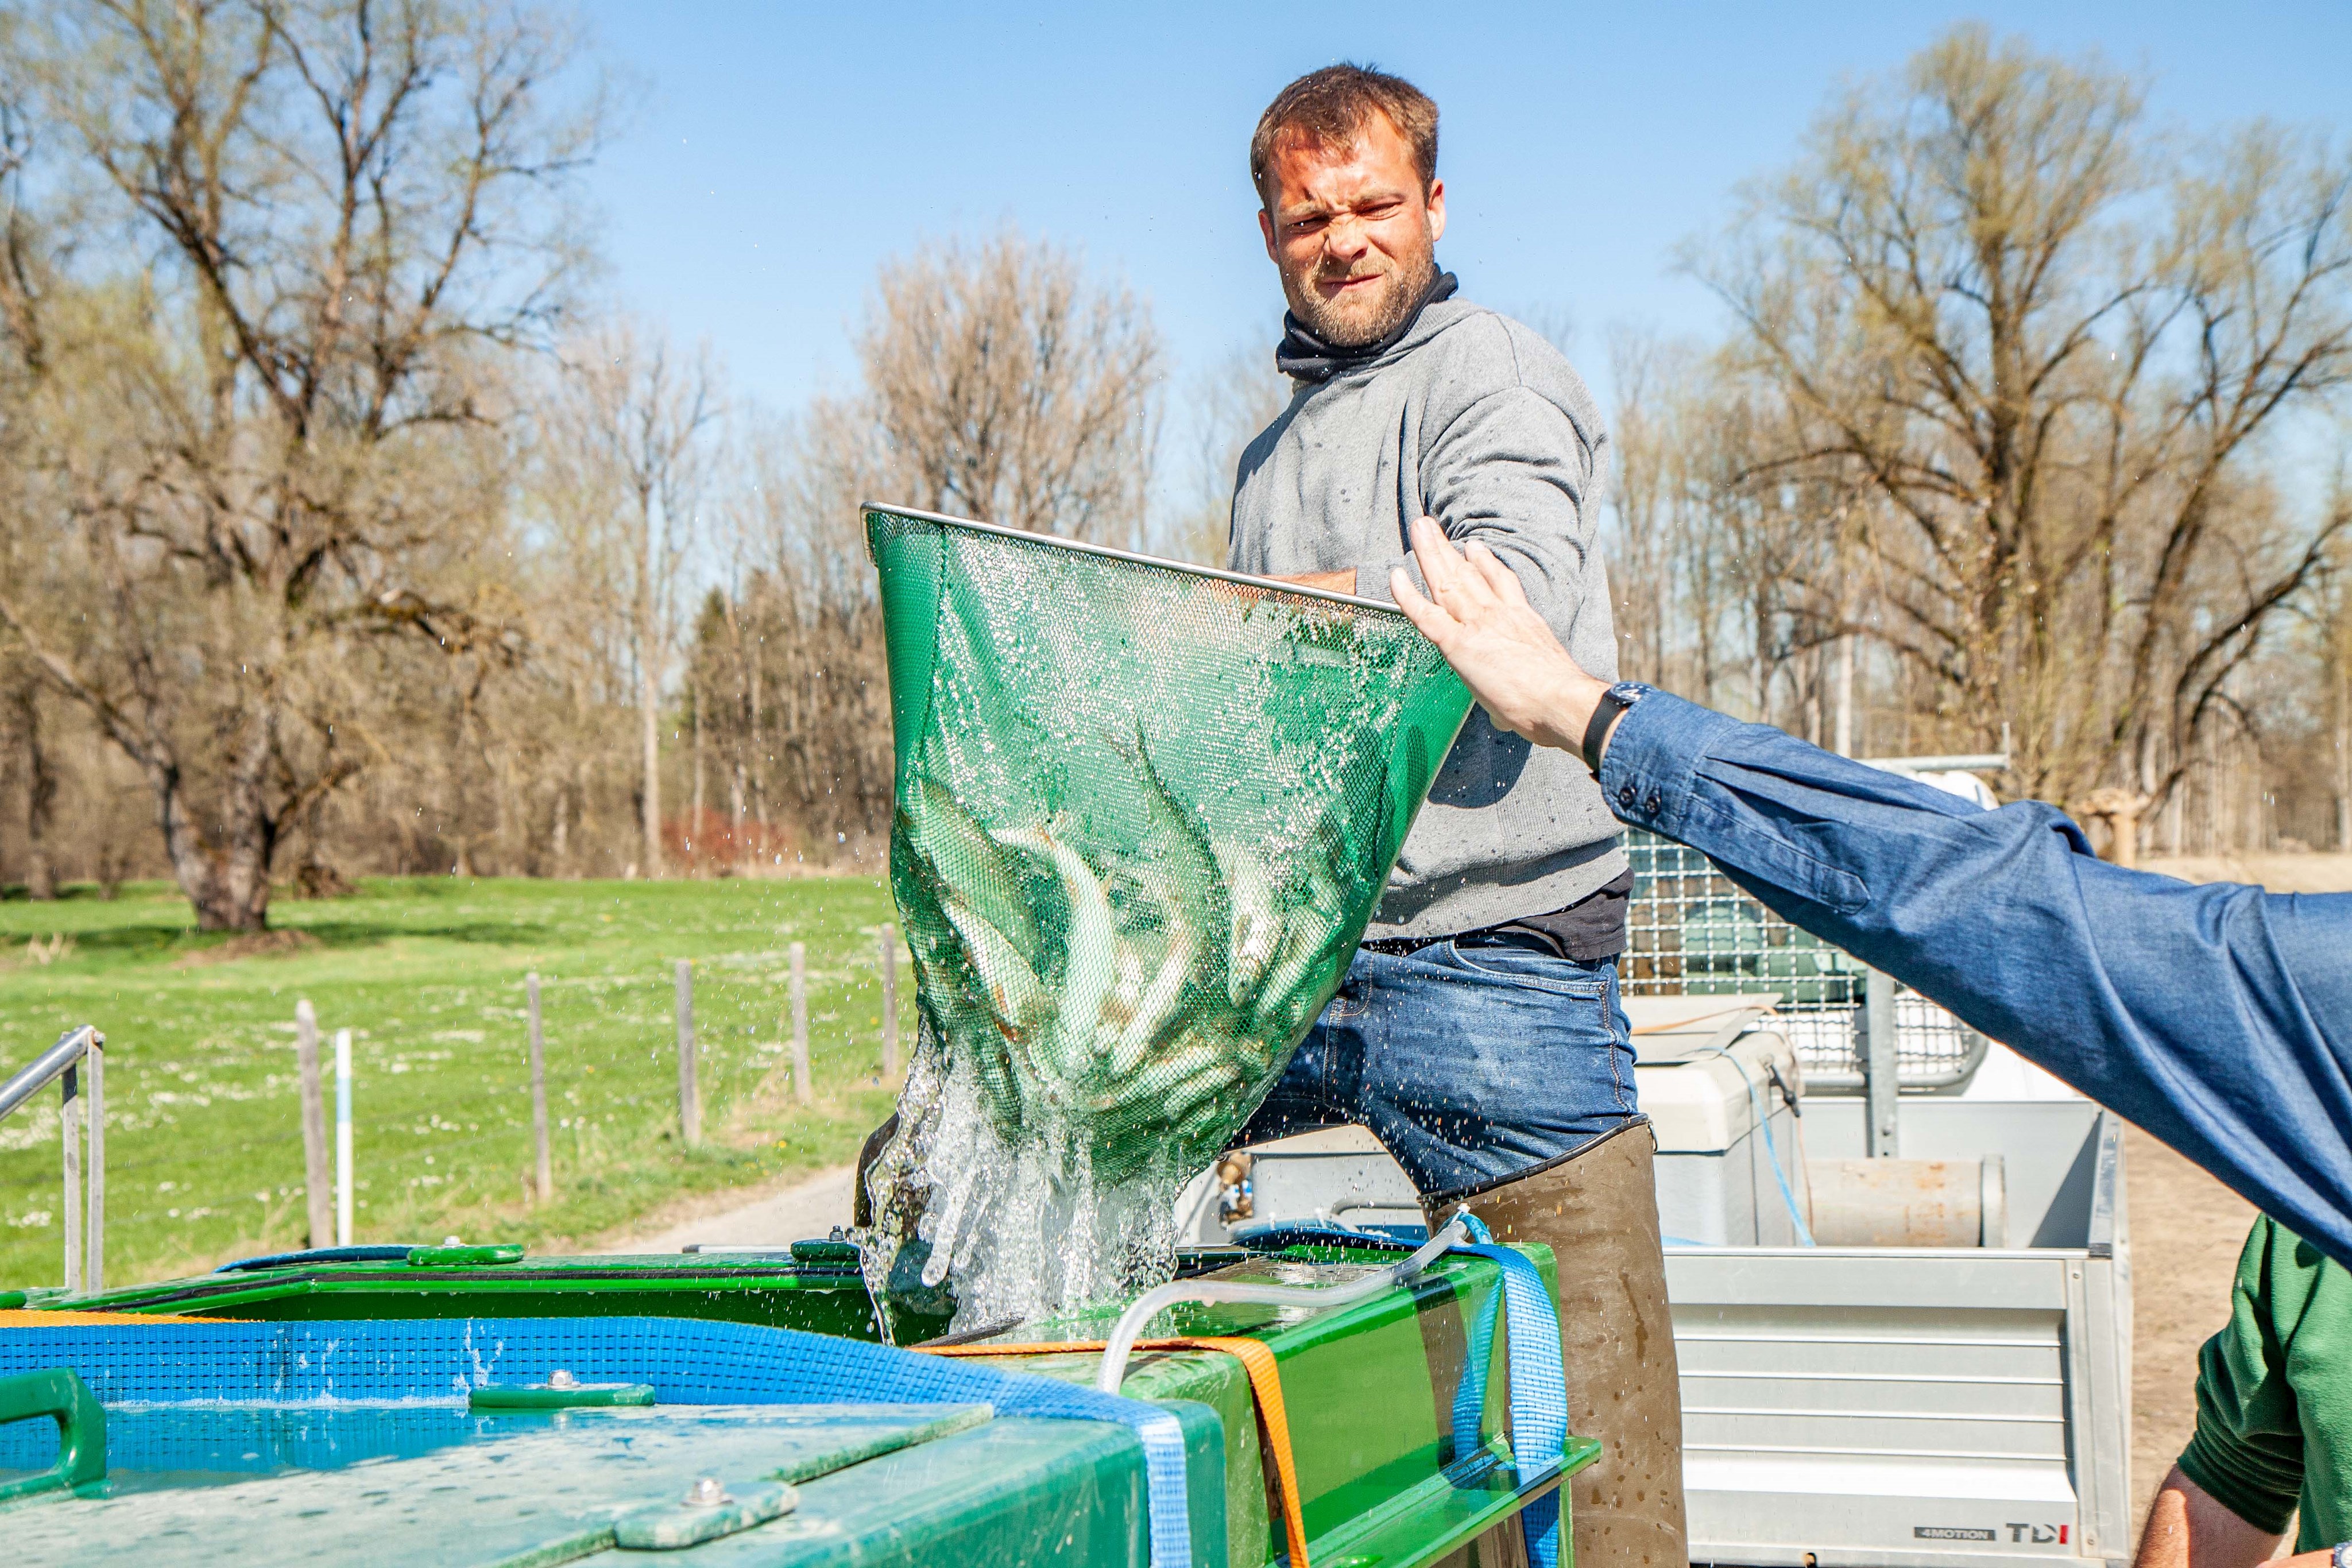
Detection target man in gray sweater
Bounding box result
[1227,65,1684,1568]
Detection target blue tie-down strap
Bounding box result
[0,1316,1196,1568]
[1448,1214,1571,1568]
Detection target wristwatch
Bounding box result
[2331,1542,2351,1568]
[1581,682,1646,776]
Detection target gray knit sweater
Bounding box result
[1229,297,1624,938]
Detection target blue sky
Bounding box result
[576,1,2351,421]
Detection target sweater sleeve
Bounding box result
[1352,384,1603,649]
[2176,1217,2312,1534]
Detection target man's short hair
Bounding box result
[1250,64,1438,210]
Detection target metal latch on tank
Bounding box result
[612,1476,798,1550]
[469,1368,657,1410]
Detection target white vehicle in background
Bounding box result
[1182,790,2134,1568]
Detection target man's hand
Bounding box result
[1390,516,1611,754]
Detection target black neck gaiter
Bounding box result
[1274,269,1457,384]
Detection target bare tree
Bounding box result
[0,0,598,928]
[1699,25,2352,802]
[734,399,895,854]
[1603,328,1692,687]
[859,229,1162,544]
[1164,344,1289,566]
[537,322,716,878]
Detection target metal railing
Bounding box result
[0,1025,106,1294]
[1623,831,1986,1097]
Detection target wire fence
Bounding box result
[1623,830,1983,1086]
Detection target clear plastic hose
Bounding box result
[1094,1214,1471,1393]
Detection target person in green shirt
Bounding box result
[2135,1215,2352,1568]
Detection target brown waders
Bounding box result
[1429,1118,1688,1568]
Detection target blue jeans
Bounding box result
[1233,935,1639,1202]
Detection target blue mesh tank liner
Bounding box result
[0,1402,488,1477]
[0,1316,1197,1568]
[1444,1216,1570,1568]
[0,1403,996,1489]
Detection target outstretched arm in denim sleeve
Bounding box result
[1599,691,2352,1271]
[1386,515,2352,1270]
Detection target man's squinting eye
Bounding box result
[1283,198,1409,242]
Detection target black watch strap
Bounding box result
[1582,688,1631,775]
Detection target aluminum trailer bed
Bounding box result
[1668,1095,2130,1568]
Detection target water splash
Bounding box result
[858,1022,1187,1335]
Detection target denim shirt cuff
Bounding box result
[1596,689,1742,838]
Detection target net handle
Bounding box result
[861,501,1405,615]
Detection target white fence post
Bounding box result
[335,1028,354,1246]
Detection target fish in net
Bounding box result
[858,505,1472,1332]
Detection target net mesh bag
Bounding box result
[859,506,1472,1330]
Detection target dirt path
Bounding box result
[2125,1124,2254,1528]
[593,1165,858,1255]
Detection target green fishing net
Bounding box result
[859,505,1472,1327]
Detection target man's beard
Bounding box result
[1288,251,1438,347]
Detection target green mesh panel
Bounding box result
[870,506,1472,1187]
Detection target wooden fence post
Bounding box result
[789,942,813,1106]
[296,999,331,1249]
[880,925,899,1081]
[675,959,699,1145]
[527,973,552,1202]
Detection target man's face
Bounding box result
[1258,111,1445,347]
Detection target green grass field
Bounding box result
[0,876,910,1291]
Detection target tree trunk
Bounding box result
[749,606,767,830]
[1832,633,1856,758]
[639,652,663,877]
[15,681,56,901]
[137,756,268,931]
[2337,644,2350,851]
[1805,644,1823,747]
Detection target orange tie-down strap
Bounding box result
[0,1310,219,1326]
[923,1335,1310,1568]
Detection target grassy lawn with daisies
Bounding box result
[0,876,910,1292]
